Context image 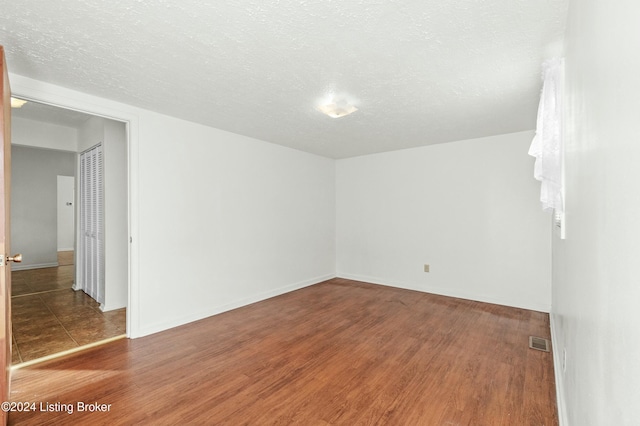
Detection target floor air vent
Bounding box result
[529,336,550,352]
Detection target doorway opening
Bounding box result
[9,98,129,365]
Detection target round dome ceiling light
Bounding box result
[316,93,358,118]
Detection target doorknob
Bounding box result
[7,254,22,263]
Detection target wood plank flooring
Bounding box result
[11,251,126,363]
[8,278,558,425]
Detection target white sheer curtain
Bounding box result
[529,58,564,213]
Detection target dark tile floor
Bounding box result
[11,252,126,364]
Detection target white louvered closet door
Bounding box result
[79,144,105,305]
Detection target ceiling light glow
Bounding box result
[317,93,358,118]
[11,97,28,108]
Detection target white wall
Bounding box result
[12,116,77,152]
[11,115,77,266]
[75,115,128,311]
[11,145,76,269]
[337,131,551,312]
[77,115,103,152]
[102,119,128,311]
[137,112,336,335]
[551,0,640,424]
[9,73,336,338]
[56,175,75,251]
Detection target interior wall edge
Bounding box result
[132,273,336,339]
[550,312,568,426]
[11,262,58,272]
[336,273,551,313]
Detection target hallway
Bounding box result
[11,251,126,364]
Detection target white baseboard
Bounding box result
[57,248,74,252]
[131,273,336,339]
[100,303,126,312]
[12,262,58,271]
[336,272,551,313]
[550,313,568,426]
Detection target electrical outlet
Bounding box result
[424,264,430,273]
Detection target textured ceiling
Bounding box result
[0,0,567,158]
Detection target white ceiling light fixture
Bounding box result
[317,93,358,118]
[10,97,28,108]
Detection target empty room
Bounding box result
[1,0,639,425]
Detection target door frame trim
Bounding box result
[9,73,140,338]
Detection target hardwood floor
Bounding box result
[9,278,557,425]
[11,251,126,364]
